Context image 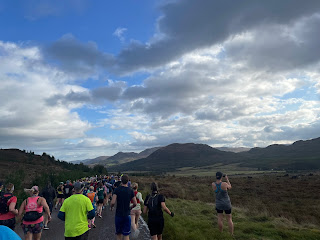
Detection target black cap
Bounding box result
[216,172,223,179]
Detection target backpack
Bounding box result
[0,192,13,214]
[147,194,160,215]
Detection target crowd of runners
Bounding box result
[0,171,233,240]
[0,174,177,240]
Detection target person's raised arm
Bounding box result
[212,182,217,191]
[161,202,174,217]
[225,175,232,189]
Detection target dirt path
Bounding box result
[15,207,151,240]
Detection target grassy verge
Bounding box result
[159,198,320,240]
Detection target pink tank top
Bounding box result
[23,196,44,225]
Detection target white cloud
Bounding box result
[113,27,128,42]
[0,41,91,150]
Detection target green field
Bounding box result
[168,163,285,177]
[159,198,320,240]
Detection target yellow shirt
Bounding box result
[60,194,93,237]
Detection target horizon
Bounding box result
[1,0,320,161]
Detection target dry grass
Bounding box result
[131,173,320,227]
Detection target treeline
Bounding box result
[2,150,108,206]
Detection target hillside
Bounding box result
[0,149,106,186]
[239,137,320,170]
[109,143,243,172]
[109,137,320,173]
[76,147,162,167]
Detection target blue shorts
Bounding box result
[115,215,131,236]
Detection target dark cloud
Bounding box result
[44,35,115,76]
[46,85,123,106]
[44,0,320,75]
[225,15,320,71]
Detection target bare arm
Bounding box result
[143,205,148,214]
[18,200,26,221]
[131,196,137,209]
[225,175,232,189]
[9,201,18,215]
[212,182,217,191]
[161,202,172,215]
[110,194,117,211]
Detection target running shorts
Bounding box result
[21,221,44,234]
[115,215,131,236]
[148,217,164,236]
[216,208,232,214]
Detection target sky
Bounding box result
[1,0,320,161]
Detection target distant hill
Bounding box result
[109,137,320,173]
[216,147,251,153]
[75,147,162,167]
[72,156,110,165]
[109,143,242,172]
[239,137,320,170]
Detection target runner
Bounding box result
[130,182,144,238]
[58,182,95,240]
[110,174,137,240]
[40,182,56,230]
[96,182,105,218]
[63,181,73,199]
[18,186,51,240]
[212,172,233,236]
[0,183,18,230]
[144,182,174,240]
[55,182,64,209]
[87,186,97,229]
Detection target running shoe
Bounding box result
[92,223,96,228]
[44,225,49,230]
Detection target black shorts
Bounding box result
[216,208,232,214]
[148,217,164,236]
[65,230,89,240]
[0,217,16,230]
[97,199,104,204]
[57,194,64,198]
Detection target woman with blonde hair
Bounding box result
[130,182,144,237]
[18,186,51,240]
[0,183,18,230]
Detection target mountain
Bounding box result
[71,156,110,165]
[75,147,163,167]
[239,137,320,170]
[109,137,320,173]
[109,143,242,172]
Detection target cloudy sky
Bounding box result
[1,0,320,161]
